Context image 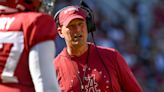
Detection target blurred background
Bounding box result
[53,0,164,92]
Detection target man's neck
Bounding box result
[67,44,88,57]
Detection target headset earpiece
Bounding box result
[80,1,96,33]
[80,6,96,33]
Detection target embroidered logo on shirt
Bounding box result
[85,74,101,92]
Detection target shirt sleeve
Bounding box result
[54,56,67,92]
[23,13,57,50]
[29,41,60,92]
[115,50,143,92]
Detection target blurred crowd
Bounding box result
[54,0,164,92]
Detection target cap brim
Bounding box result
[62,15,85,26]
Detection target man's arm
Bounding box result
[29,40,60,92]
[115,50,143,92]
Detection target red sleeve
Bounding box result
[115,50,143,92]
[54,56,67,92]
[23,12,57,50]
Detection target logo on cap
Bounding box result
[64,7,79,14]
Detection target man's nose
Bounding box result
[76,24,82,32]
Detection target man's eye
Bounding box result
[68,25,74,28]
[78,23,82,26]
[78,22,84,26]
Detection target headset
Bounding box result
[54,1,96,33]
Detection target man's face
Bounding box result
[59,18,88,48]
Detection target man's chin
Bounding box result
[72,41,83,47]
[72,41,80,45]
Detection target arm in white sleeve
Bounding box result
[29,40,60,92]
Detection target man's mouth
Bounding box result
[73,34,82,41]
[74,35,82,38]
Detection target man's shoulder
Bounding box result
[55,49,66,58]
[19,12,47,16]
[87,43,118,58]
[19,12,52,20]
[54,48,67,63]
[90,43,116,53]
[98,46,116,52]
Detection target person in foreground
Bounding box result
[53,4,143,92]
[0,0,60,92]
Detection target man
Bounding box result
[0,0,60,92]
[53,5,143,92]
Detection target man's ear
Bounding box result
[57,27,64,38]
